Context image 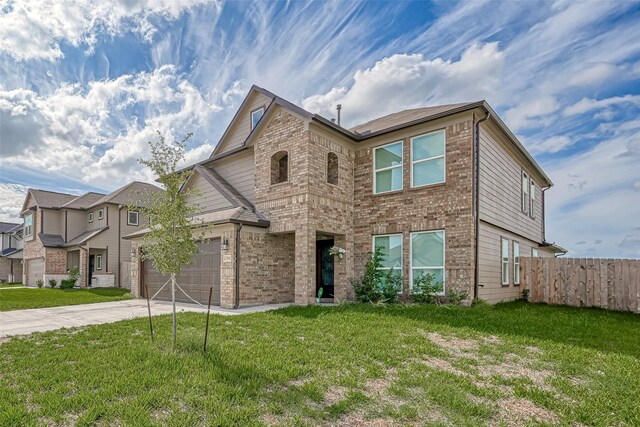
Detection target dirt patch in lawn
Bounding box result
[490,397,558,426]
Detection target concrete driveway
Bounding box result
[0,300,291,337]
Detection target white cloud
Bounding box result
[1,65,221,188]
[302,43,504,128]
[524,135,574,154]
[563,95,640,116]
[0,0,215,61]
[0,183,29,223]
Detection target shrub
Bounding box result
[411,272,443,304]
[380,270,401,303]
[67,266,80,285]
[60,279,75,290]
[446,288,469,305]
[36,279,44,288]
[353,247,402,304]
[48,278,57,288]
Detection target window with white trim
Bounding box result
[501,238,509,285]
[532,248,538,257]
[96,254,102,270]
[522,171,529,214]
[411,130,445,187]
[251,107,265,130]
[513,241,520,285]
[24,215,33,237]
[411,230,445,293]
[373,234,403,283]
[373,141,403,193]
[128,210,139,226]
[97,208,104,220]
[88,212,93,223]
[529,180,536,218]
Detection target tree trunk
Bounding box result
[171,272,177,347]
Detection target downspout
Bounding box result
[118,206,122,288]
[233,223,243,309]
[541,186,551,243]
[474,109,491,301]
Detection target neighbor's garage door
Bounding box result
[26,258,44,286]
[142,239,221,305]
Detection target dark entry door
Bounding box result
[316,239,334,300]
[88,255,95,287]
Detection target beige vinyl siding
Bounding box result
[210,149,256,203]
[185,172,234,213]
[478,221,541,303]
[87,205,108,230]
[85,205,120,282]
[42,209,64,235]
[478,122,544,244]
[216,93,271,155]
[65,210,86,241]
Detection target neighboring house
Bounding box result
[21,182,160,287]
[0,222,23,282]
[127,85,565,308]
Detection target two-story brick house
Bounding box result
[128,85,564,308]
[0,222,23,282]
[21,182,160,287]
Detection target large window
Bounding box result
[128,210,139,226]
[501,238,510,285]
[373,141,403,193]
[24,215,33,237]
[373,234,403,282]
[411,130,446,187]
[522,171,529,214]
[88,212,93,223]
[251,107,265,130]
[97,208,104,220]
[411,231,445,293]
[96,254,102,270]
[513,241,520,285]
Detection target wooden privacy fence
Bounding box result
[521,257,640,313]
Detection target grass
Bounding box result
[0,301,639,426]
[0,287,132,311]
[0,282,23,288]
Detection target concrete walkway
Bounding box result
[0,300,291,337]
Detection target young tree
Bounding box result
[130,131,201,347]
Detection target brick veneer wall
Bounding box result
[353,120,476,298]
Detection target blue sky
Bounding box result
[1,0,639,258]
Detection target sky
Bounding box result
[0,0,639,258]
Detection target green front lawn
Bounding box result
[0,288,132,311]
[1,302,639,426]
[0,282,23,288]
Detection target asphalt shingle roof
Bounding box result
[88,181,162,208]
[0,222,20,233]
[61,192,106,209]
[28,190,78,209]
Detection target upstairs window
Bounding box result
[529,180,536,219]
[24,215,33,237]
[501,238,510,285]
[327,152,338,185]
[88,212,93,223]
[411,130,446,187]
[251,107,265,130]
[373,141,403,194]
[271,151,289,184]
[128,210,139,226]
[97,208,104,220]
[521,171,529,214]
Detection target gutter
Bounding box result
[233,223,243,309]
[541,185,552,243]
[474,109,491,301]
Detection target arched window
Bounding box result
[271,151,289,184]
[327,152,338,185]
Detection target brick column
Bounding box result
[79,248,88,288]
[220,229,237,309]
[130,241,141,298]
[294,227,315,305]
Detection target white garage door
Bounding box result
[26,259,44,286]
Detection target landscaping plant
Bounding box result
[446,288,469,305]
[129,131,202,347]
[411,272,443,304]
[353,247,401,303]
[48,279,57,288]
[36,279,43,289]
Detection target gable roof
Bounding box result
[0,222,20,233]
[65,227,109,247]
[87,181,162,209]
[61,192,106,209]
[25,189,77,210]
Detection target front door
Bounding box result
[88,255,95,287]
[316,239,334,301]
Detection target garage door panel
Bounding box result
[27,259,44,286]
[143,239,221,305]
